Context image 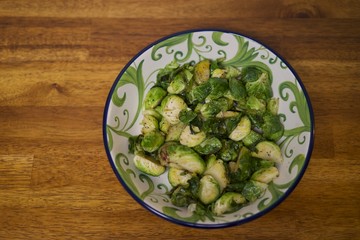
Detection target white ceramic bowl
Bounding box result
[103,29,314,228]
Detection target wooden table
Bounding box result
[1,0,359,239]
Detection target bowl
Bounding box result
[103,29,314,228]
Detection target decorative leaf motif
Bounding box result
[151,33,192,61]
[114,153,140,197]
[212,32,229,46]
[289,154,305,174]
[279,81,310,128]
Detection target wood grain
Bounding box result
[1,0,359,239]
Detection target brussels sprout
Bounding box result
[225,66,241,78]
[212,192,246,216]
[207,78,229,100]
[204,159,228,191]
[245,72,272,100]
[161,95,188,125]
[253,158,275,171]
[235,147,254,182]
[241,180,268,202]
[198,175,221,204]
[262,113,284,142]
[133,153,166,176]
[223,113,242,134]
[170,186,195,207]
[167,75,186,94]
[251,166,279,184]
[200,98,229,119]
[216,111,239,119]
[242,130,264,148]
[229,115,251,141]
[179,125,206,148]
[141,115,159,134]
[168,167,194,187]
[159,117,171,133]
[229,78,246,101]
[211,68,227,78]
[165,122,186,142]
[187,82,211,104]
[251,141,283,163]
[267,98,279,115]
[142,109,162,120]
[193,137,222,155]
[217,139,241,162]
[158,142,206,174]
[179,108,197,124]
[141,130,164,153]
[128,135,143,154]
[194,59,211,84]
[246,95,266,113]
[144,87,167,109]
[241,66,263,83]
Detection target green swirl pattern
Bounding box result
[105,31,312,225]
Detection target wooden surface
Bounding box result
[1,0,359,239]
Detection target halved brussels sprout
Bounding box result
[158,142,206,174]
[194,59,211,84]
[144,87,167,109]
[211,68,227,78]
[261,113,284,142]
[229,115,251,141]
[246,95,266,113]
[159,117,171,133]
[165,122,186,142]
[241,180,268,202]
[267,97,279,115]
[212,192,246,216]
[168,167,194,187]
[245,72,272,100]
[193,136,222,155]
[141,115,159,134]
[217,139,241,162]
[204,159,228,191]
[141,131,164,153]
[161,95,188,125]
[242,130,264,148]
[198,175,221,205]
[179,125,206,148]
[167,75,186,94]
[133,153,166,176]
[251,141,283,163]
[251,166,279,184]
[207,78,229,100]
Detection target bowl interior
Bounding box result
[103,30,314,228]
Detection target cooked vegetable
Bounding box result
[245,72,272,100]
[198,175,221,204]
[133,153,166,176]
[193,137,222,155]
[129,58,284,216]
[144,87,167,109]
[204,159,229,191]
[161,95,188,125]
[251,141,283,163]
[194,59,211,84]
[241,180,268,202]
[141,130,164,153]
[229,115,251,141]
[179,125,206,147]
[212,192,246,216]
[158,142,206,174]
[168,167,194,187]
[251,166,279,184]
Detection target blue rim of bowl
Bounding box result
[102,28,315,228]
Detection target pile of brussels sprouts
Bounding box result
[129,58,284,219]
